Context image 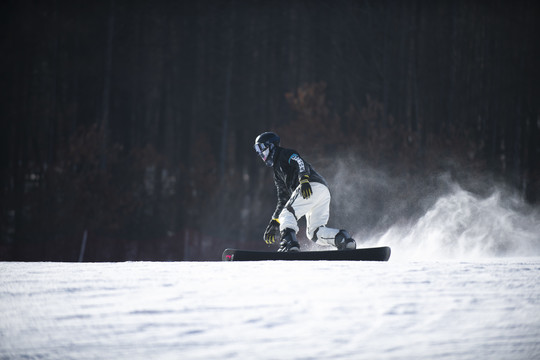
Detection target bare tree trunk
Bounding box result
[100,0,115,170]
[219,5,236,179]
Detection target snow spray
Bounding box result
[374,185,540,260]
[322,156,540,260]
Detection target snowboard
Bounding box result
[222,246,391,262]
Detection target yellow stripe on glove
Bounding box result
[264,218,280,244]
[300,175,312,199]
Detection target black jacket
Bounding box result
[271,146,328,219]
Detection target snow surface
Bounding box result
[2,185,540,359]
[1,259,540,360]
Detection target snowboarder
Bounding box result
[253,131,357,252]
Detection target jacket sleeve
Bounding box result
[272,174,289,219]
[288,153,310,180]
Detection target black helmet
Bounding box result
[254,132,280,167]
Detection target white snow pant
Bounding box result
[278,182,341,246]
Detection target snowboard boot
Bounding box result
[278,228,300,252]
[335,230,356,250]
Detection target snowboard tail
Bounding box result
[222,246,391,262]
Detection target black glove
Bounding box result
[300,175,312,199]
[264,219,280,244]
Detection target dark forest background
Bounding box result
[2,0,539,261]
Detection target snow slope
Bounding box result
[2,184,540,359]
[1,259,539,360]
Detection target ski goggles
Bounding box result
[254,143,272,162]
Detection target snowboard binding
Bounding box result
[278,229,300,252]
[335,230,356,251]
